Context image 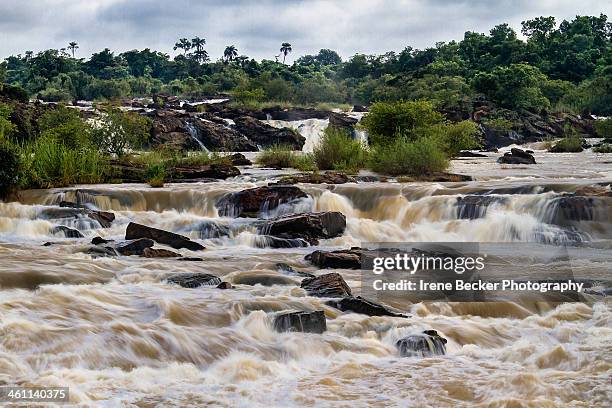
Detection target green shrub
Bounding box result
[313,127,368,172]
[594,118,612,138]
[481,117,513,132]
[257,145,296,168]
[593,144,612,153]
[0,83,29,103]
[143,153,167,187]
[417,120,480,157]
[0,140,22,198]
[368,136,449,176]
[91,106,151,156]
[360,100,445,145]
[38,105,92,149]
[0,103,16,141]
[291,153,317,171]
[549,136,583,153]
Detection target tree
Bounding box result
[280,42,292,64]
[224,45,238,63]
[68,42,79,58]
[173,38,191,56]
[190,37,208,63]
[316,49,341,65]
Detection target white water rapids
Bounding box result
[0,151,611,406]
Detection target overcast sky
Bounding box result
[0,0,610,61]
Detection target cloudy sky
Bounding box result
[0,0,609,61]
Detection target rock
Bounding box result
[51,225,84,238]
[172,163,240,180]
[142,247,182,258]
[276,172,354,185]
[456,195,508,219]
[178,257,204,262]
[547,196,596,224]
[40,207,115,228]
[116,238,155,256]
[216,282,233,289]
[574,185,612,197]
[306,248,362,269]
[190,119,258,151]
[258,212,346,245]
[301,273,352,298]
[254,235,309,248]
[328,112,359,130]
[228,153,252,166]
[125,222,205,251]
[261,107,330,121]
[167,273,222,288]
[396,173,473,182]
[87,245,119,257]
[457,151,487,158]
[396,330,448,357]
[198,221,230,239]
[549,140,584,153]
[273,310,327,334]
[275,263,315,278]
[148,109,199,151]
[327,296,407,318]
[91,236,113,245]
[233,116,305,150]
[352,105,368,112]
[232,274,297,286]
[215,186,308,217]
[497,148,536,164]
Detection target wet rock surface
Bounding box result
[233,116,305,150]
[116,238,155,256]
[497,148,536,165]
[51,225,84,238]
[125,222,205,251]
[258,212,347,245]
[273,310,327,334]
[456,195,508,219]
[172,163,240,180]
[215,186,308,217]
[396,330,448,357]
[300,273,352,298]
[275,172,354,185]
[306,248,362,269]
[167,273,222,288]
[41,206,115,228]
[327,296,408,318]
[142,247,182,258]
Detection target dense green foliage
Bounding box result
[593,144,612,153]
[91,106,152,156]
[594,118,612,138]
[1,14,609,114]
[313,127,368,172]
[368,137,449,176]
[0,140,21,198]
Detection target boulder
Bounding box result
[172,163,240,180]
[51,225,84,238]
[306,248,362,269]
[328,112,359,130]
[116,238,155,256]
[228,153,252,166]
[497,148,536,165]
[215,186,308,217]
[40,207,115,228]
[142,247,182,258]
[273,310,326,334]
[352,105,368,112]
[574,185,612,197]
[167,273,222,288]
[456,195,508,219]
[396,330,448,357]
[198,221,230,239]
[125,222,205,251]
[254,235,309,249]
[233,116,305,150]
[87,245,119,257]
[258,212,346,245]
[547,196,596,224]
[148,109,199,151]
[91,236,113,245]
[190,119,258,151]
[301,273,352,298]
[457,151,488,158]
[276,263,315,278]
[327,296,407,318]
[216,282,233,289]
[178,257,204,262]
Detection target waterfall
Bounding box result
[185,122,210,152]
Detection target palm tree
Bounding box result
[280,42,292,64]
[173,38,192,56]
[68,41,79,58]
[190,37,208,63]
[223,45,238,63]
[24,51,33,61]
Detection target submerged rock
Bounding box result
[456,195,508,219]
[51,225,84,238]
[116,238,155,256]
[275,263,315,278]
[40,207,115,228]
[91,236,113,245]
[327,296,408,318]
[273,310,327,334]
[254,235,309,249]
[215,186,308,217]
[301,273,352,298]
[167,273,222,288]
[306,248,362,269]
[142,247,182,258]
[497,148,536,165]
[396,330,448,357]
[258,212,346,245]
[216,281,233,289]
[125,222,205,251]
[198,221,230,239]
[546,195,597,224]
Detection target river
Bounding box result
[0,142,611,406]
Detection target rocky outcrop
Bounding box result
[306,248,362,269]
[197,221,230,239]
[352,105,368,112]
[396,330,448,357]
[228,153,252,166]
[497,148,536,164]
[215,186,308,217]
[262,107,330,121]
[142,247,182,258]
[116,238,155,256]
[300,273,352,298]
[275,263,315,278]
[167,273,222,288]
[40,207,115,228]
[328,112,359,130]
[276,172,354,185]
[457,151,488,158]
[172,163,240,181]
[327,296,407,318]
[190,119,258,151]
[258,212,346,245]
[216,282,233,289]
[254,235,309,249]
[456,195,508,219]
[91,236,113,245]
[51,225,84,238]
[396,173,473,182]
[149,109,199,150]
[273,311,327,334]
[125,222,205,250]
[233,116,305,150]
[546,196,596,225]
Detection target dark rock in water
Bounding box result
[276,263,315,278]
[457,151,487,158]
[273,310,327,334]
[116,238,155,256]
[198,221,230,239]
[51,225,84,238]
[87,245,119,257]
[574,185,612,197]
[396,330,448,357]
[167,273,222,288]
[456,195,508,219]
[228,153,252,166]
[172,163,240,180]
[327,296,408,318]
[40,207,115,228]
[306,248,362,269]
[215,186,308,217]
[397,173,473,182]
[276,172,353,185]
[352,105,368,112]
[546,196,597,225]
[91,236,113,245]
[232,274,297,286]
[258,212,346,245]
[301,273,352,298]
[328,112,359,130]
[125,222,205,251]
[148,109,200,151]
[233,116,305,150]
[190,119,258,152]
[178,257,204,262]
[254,235,309,249]
[142,247,182,258]
[497,148,536,164]
[217,281,233,289]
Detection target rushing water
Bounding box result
[1,150,611,406]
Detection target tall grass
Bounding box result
[256,145,317,170]
[313,127,368,172]
[368,136,449,176]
